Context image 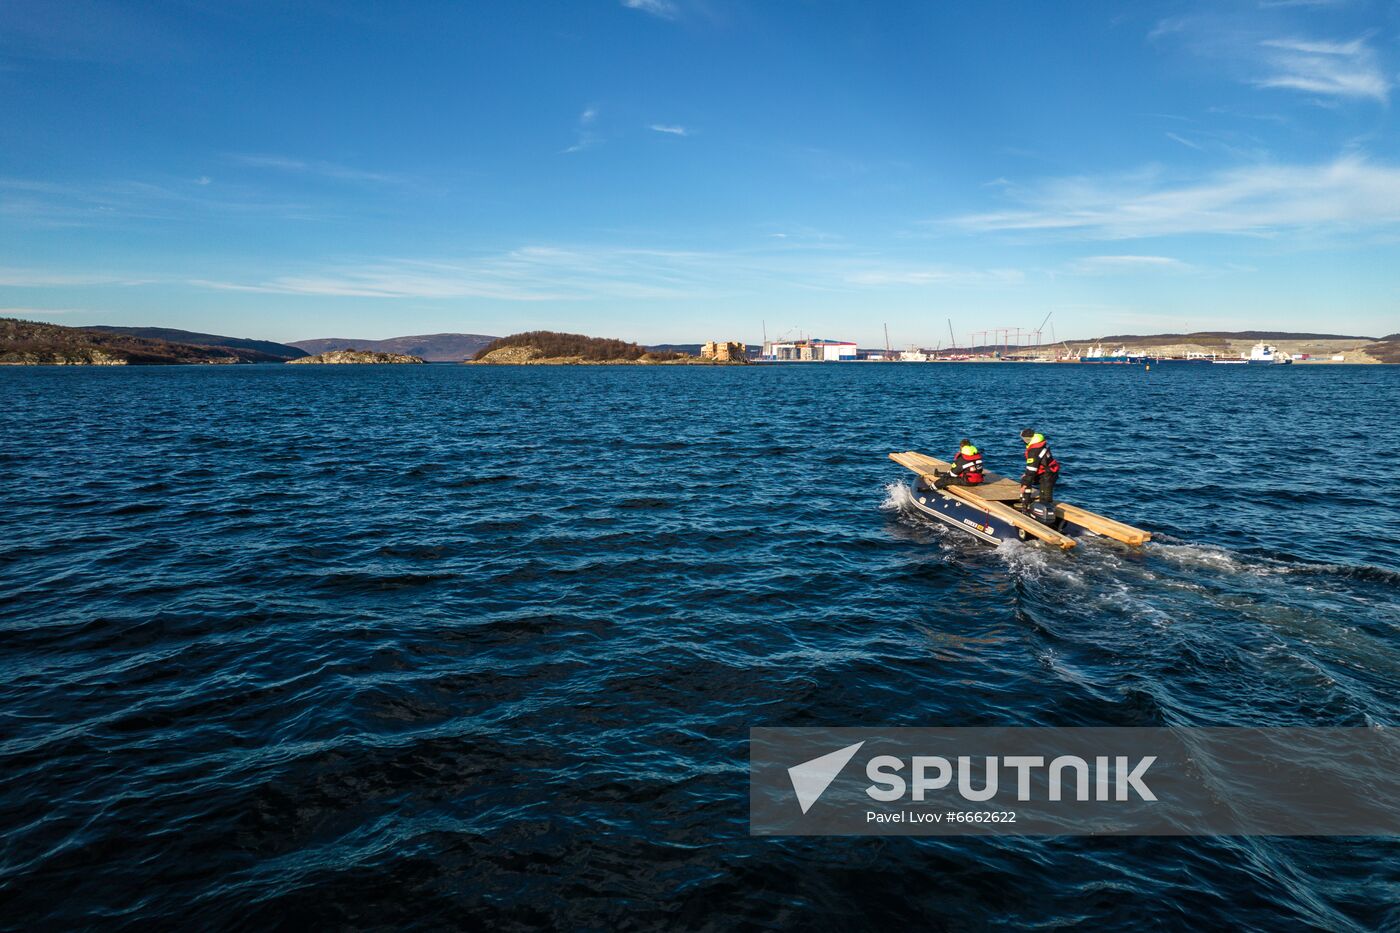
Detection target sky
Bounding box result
[1,0,1398,346]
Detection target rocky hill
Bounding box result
[1049,331,1384,362]
[1363,336,1400,364]
[1092,331,1373,345]
[286,349,425,364]
[470,331,699,364]
[83,326,307,359]
[0,318,288,365]
[290,333,496,362]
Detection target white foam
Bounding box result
[880,480,915,512]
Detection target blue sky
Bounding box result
[2,0,1398,345]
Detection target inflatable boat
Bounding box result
[890,451,1150,550]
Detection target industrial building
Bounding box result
[758,339,858,362]
[699,341,748,362]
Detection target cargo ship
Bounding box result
[1079,344,1144,364]
[1246,342,1293,364]
[1147,351,1215,365]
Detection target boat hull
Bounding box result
[906,479,1093,546]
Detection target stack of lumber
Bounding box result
[1054,503,1151,546]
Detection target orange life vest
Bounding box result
[1024,436,1060,475]
[954,445,984,484]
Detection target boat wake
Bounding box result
[886,479,1398,593]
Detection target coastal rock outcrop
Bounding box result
[468,331,746,365]
[286,349,426,364]
[469,345,732,365]
[0,317,271,365]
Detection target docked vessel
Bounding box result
[889,452,1150,549]
[1246,342,1293,364]
[1147,352,1215,365]
[1079,344,1144,364]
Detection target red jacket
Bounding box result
[1023,435,1060,475]
[951,446,985,484]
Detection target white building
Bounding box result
[818,340,857,361]
[760,339,858,361]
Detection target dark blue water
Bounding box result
[2,363,1398,930]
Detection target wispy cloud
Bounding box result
[1257,0,1349,8]
[951,155,1400,239]
[621,0,679,19]
[563,106,601,154]
[192,243,1028,302]
[1254,35,1389,102]
[649,123,689,136]
[1147,17,1188,43]
[0,174,326,227]
[1151,16,1392,103]
[842,266,1024,287]
[0,266,151,287]
[228,153,402,184]
[1069,255,1191,274]
[1166,132,1205,151]
[196,246,720,301]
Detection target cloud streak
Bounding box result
[563,106,601,154]
[842,266,1024,287]
[192,244,1029,302]
[952,155,1400,239]
[1166,132,1204,151]
[1152,16,1393,104]
[228,154,403,184]
[1255,35,1389,102]
[621,0,679,19]
[649,123,689,136]
[0,266,151,287]
[197,246,724,301]
[1069,255,1190,274]
[0,174,327,227]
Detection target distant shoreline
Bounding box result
[4,358,1395,368]
[5,318,1398,366]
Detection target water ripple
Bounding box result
[0,363,1396,929]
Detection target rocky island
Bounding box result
[0,317,296,365]
[286,349,426,364]
[469,331,747,365]
[290,333,495,362]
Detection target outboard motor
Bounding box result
[1028,501,1059,527]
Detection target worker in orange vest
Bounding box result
[934,439,985,489]
[1018,428,1060,505]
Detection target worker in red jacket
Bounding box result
[934,439,985,489]
[1018,428,1060,505]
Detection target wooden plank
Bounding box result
[887,451,1022,501]
[889,450,950,474]
[943,485,1077,549]
[947,477,1023,502]
[1054,503,1151,546]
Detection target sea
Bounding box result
[2,362,1397,930]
